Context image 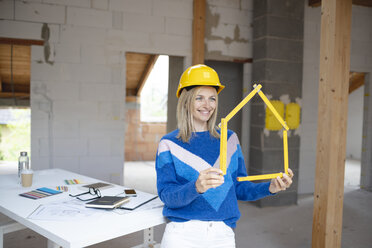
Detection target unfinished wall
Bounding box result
[0,0,193,184]
[249,0,304,207]
[125,99,166,161]
[205,0,253,61]
[299,5,372,194]
[204,0,254,165]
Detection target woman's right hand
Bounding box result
[195,168,224,193]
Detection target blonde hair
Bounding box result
[176,86,220,142]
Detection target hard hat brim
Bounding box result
[176,83,225,98]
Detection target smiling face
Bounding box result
[191,86,218,132]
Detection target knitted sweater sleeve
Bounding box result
[234,144,274,201]
[156,141,200,209]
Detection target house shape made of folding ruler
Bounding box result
[219,84,289,181]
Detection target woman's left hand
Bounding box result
[269,168,294,194]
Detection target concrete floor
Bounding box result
[1,159,371,248]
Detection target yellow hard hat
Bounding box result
[176,64,225,98]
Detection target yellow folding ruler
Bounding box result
[219,84,289,181]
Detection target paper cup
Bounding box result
[21,169,33,187]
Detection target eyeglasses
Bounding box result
[69,187,102,201]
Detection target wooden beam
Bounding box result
[309,0,322,7]
[232,58,253,63]
[192,0,206,65]
[349,72,365,94]
[0,92,29,98]
[309,0,372,7]
[312,0,352,247]
[0,37,44,46]
[126,88,137,97]
[136,55,159,96]
[125,96,140,103]
[353,0,372,6]
[0,44,31,85]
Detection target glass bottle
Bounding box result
[18,151,29,183]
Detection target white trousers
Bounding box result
[161,220,235,248]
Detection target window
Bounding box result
[140,55,169,122]
[0,108,30,161]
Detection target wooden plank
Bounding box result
[126,88,137,97]
[1,82,30,93]
[192,0,206,65]
[136,55,158,96]
[126,52,151,63]
[126,52,152,91]
[125,96,140,103]
[0,44,31,85]
[348,72,365,94]
[0,37,44,46]
[308,0,321,7]
[312,0,352,247]
[353,0,372,6]
[309,0,372,7]
[0,92,29,98]
[232,58,253,63]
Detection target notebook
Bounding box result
[82,182,113,190]
[118,191,158,210]
[85,196,130,209]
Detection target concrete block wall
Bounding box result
[125,100,166,161]
[204,0,255,167]
[299,5,372,194]
[166,0,256,143]
[249,0,304,207]
[0,0,194,184]
[205,0,253,61]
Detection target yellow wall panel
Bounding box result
[286,103,301,129]
[265,100,284,131]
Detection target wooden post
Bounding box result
[312,0,352,247]
[192,0,206,65]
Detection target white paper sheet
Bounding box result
[28,199,104,221]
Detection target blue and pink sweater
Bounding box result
[156,129,273,228]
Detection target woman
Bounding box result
[156,64,293,248]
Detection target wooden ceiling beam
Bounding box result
[126,88,137,97]
[192,0,206,65]
[0,92,29,98]
[0,44,31,87]
[1,82,30,93]
[349,72,365,94]
[0,37,44,46]
[309,0,321,7]
[136,54,159,96]
[353,0,372,6]
[309,0,372,7]
[232,58,253,63]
